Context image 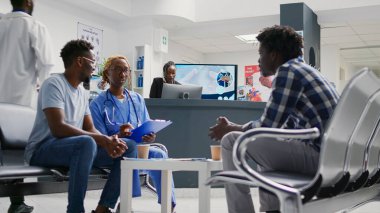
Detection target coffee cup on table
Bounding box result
[210,145,221,161]
[137,144,149,159]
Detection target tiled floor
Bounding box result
[0,187,378,213]
[0,188,229,213]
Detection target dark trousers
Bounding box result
[10,195,25,205]
[9,179,25,205]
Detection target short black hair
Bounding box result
[10,0,24,8]
[163,61,175,74]
[60,40,94,69]
[256,25,303,62]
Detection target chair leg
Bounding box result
[140,174,158,196]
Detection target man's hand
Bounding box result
[208,116,243,142]
[119,123,134,138]
[104,135,127,158]
[142,133,156,143]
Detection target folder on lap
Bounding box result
[127,120,172,143]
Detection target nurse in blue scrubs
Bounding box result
[89,55,176,212]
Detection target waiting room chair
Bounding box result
[206,68,380,213]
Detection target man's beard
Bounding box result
[83,76,91,90]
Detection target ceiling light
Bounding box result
[235,34,259,44]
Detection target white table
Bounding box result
[120,158,223,213]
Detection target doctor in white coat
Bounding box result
[0,0,54,109]
[0,1,54,212]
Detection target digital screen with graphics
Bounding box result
[175,64,237,100]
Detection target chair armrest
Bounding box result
[0,141,3,166]
[149,143,168,154]
[232,127,320,212]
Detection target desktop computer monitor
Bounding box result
[161,84,203,99]
[175,64,237,100]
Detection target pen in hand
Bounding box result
[119,122,134,137]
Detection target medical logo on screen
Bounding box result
[216,71,233,88]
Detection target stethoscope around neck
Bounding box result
[103,88,140,127]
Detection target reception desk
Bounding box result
[145,99,265,187]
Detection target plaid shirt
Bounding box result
[248,58,340,149]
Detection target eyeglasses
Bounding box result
[111,66,131,75]
[82,56,97,67]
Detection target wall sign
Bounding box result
[77,22,103,73]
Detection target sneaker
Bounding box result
[7,203,34,213]
[91,209,113,213]
[115,203,120,213]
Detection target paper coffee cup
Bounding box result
[137,144,150,159]
[210,145,221,161]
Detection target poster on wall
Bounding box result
[237,65,271,102]
[77,22,103,93]
[77,22,103,73]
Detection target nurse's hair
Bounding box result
[100,55,131,90]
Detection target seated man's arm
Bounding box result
[44,108,92,138]
[82,114,100,134]
[44,108,126,157]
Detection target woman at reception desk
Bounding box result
[149,61,181,98]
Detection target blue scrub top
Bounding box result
[90,89,150,137]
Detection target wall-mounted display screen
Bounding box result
[175,64,238,100]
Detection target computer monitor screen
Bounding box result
[161,83,203,99]
[175,64,237,100]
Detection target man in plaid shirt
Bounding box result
[209,25,339,213]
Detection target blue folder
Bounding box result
[127,120,172,143]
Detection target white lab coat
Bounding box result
[0,11,54,108]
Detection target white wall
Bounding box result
[90,0,132,16]
[166,41,204,65]
[131,0,194,21]
[320,44,368,93]
[118,22,155,62]
[0,1,11,13]
[320,45,341,91]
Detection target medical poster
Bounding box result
[237,65,271,102]
[77,22,103,71]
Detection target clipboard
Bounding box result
[127,120,172,143]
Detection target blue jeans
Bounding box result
[30,136,138,213]
[146,147,176,207]
[93,138,140,209]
